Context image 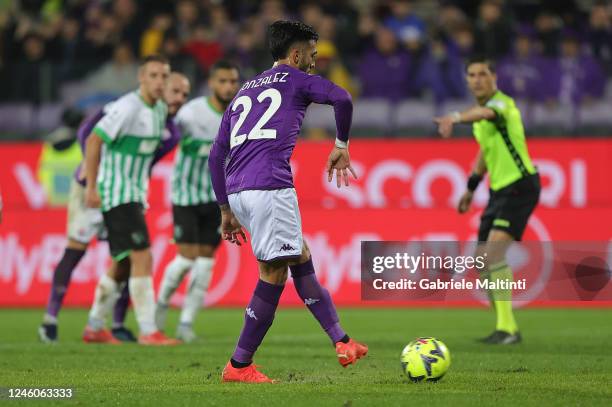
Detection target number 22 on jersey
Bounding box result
[230,88,282,148]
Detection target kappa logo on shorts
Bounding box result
[280,243,295,252]
[304,298,320,306]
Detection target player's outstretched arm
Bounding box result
[84,134,103,208]
[434,106,496,138]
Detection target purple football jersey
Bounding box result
[208,63,353,205]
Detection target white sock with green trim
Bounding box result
[129,276,157,335]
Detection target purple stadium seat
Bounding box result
[438,98,473,118]
[0,104,34,133]
[578,100,612,127]
[531,103,575,130]
[34,104,64,132]
[303,103,336,130]
[352,99,392,130]
[392,100,436,129]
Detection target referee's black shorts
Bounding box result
[102,202,150,260]
[172,202,221,247]
[478,173,541,242]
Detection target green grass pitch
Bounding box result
[1,308,610,406]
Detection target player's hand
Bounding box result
[77,165,86,182]
[221,207,247,246]
[434,116,455,138]
[85,186,101,208]
[457,190,473,214]
[326,147,358,188]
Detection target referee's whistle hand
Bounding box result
[434,116,454,138]
[457,191,473,214]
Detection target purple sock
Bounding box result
[112,283,130,328]
[290,258,346,344]
[45,248,86,318]
[232,280,285,364]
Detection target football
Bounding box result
[400,337,451,382]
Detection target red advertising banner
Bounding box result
[1,139,611,307]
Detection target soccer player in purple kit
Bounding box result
[38,71,190,343]
[208,21,368,383]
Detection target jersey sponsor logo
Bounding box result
[280,243,295,252]
[198,144,212,156]
[304,298,320,305]
[139,140,158,154]
[245,307,257,320]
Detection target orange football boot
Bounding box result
[221,361,276,383]
[138,331,181,346]
[82,327,121,345]
[336,338,368,367]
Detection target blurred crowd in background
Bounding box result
[0,0,611,138]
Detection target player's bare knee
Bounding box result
[299,241,311,263]
[258,260,288,285]
[289,243,311,266]
[67,238,88,251]
[198,244,215,258]
[129,249,153,276]
[474,243,487,258]
[112,258,131,282]
[485,230,513,266]
[177,244,198,260]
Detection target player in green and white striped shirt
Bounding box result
[83,55,180,346]
[156,61,241,342]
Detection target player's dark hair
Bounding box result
[268,20,319,60]
[210,60,240,75]
[140,54,170,66]
[466,56,496,73]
